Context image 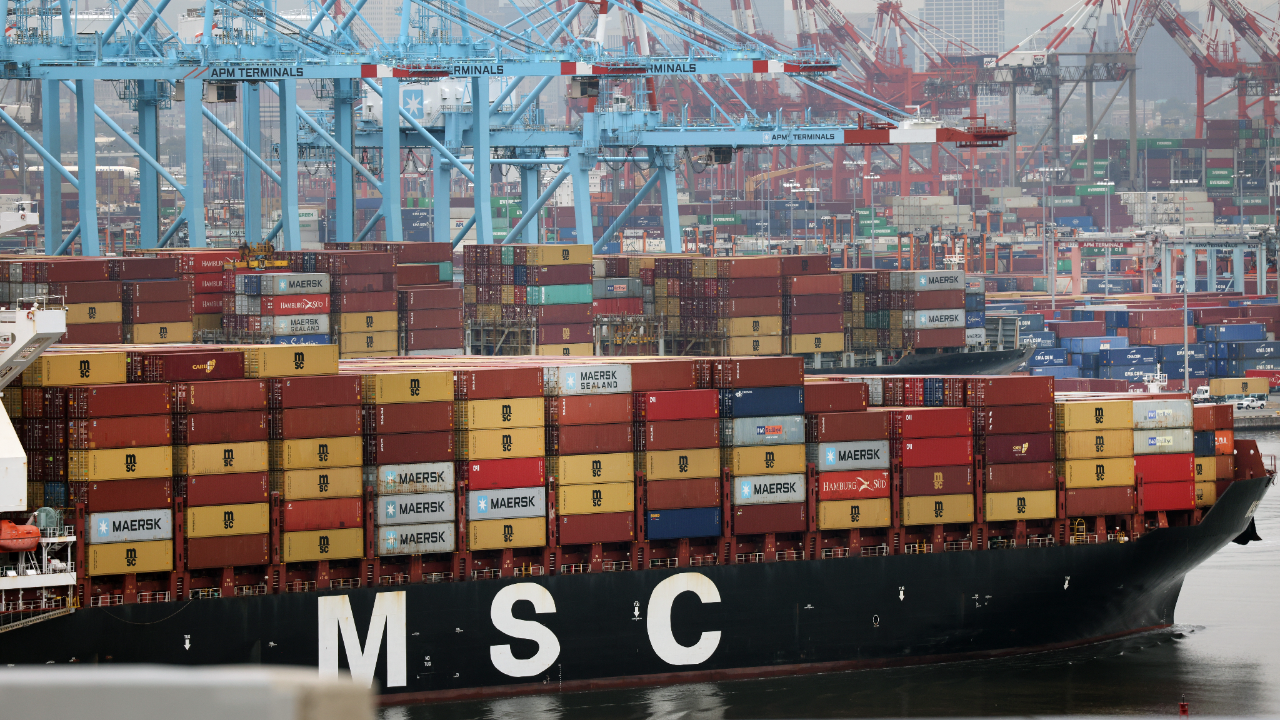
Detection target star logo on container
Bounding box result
[402,88,425,120]
[566,373,577,390]
[826,448,836,465]
[741,481,752,498]
[385,500,396,518]
[384,530,397,551]
[98,519,109,536]
[477,496,489,513]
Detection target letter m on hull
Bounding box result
[318,591,407,687]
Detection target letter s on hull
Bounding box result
[318,591,407,688]
[646,572,721,665]
[490,583,561,677]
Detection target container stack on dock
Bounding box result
[894,405,976,548]
[399,284,464,356]
[309,251,398,358]
[1192,402,1236,508]
[1054,398,1137,525]
[888,270,967,352]
[1133,396,1198,515]
[972,376,1057,546]
[639,375,723,548]
[29,258,121,345]
[841,270,877,350]
[462,245,595,356]
[783,256,843,356]
[227,271,331,345]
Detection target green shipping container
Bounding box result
[1139,138,1182,149]
[425,261,453,280]
[1207,168,1233,178]
[494,196,521,206]
[1046,196,1081,207]
[853,208,873,218]
[526,284,593,305]
[870,226,898,237]
[1057,259,1072,272]
[1075,184,1116,195]
[712,214,739,225]
[1207,178,1234,188]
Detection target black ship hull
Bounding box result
[2,476,1271,705]
[815,347,1035,376]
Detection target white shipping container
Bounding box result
[367,461,455,494]
[905,308,966,329]
[809,440,891,471]
[724,415,806,446]
[1132,399,1194,429]
[844,377,883,406]
[732,473,806,505]
[893,270,965,291]
[264,314,329,336]
[376,522,455,555]
[88,509,172,544]
[261,273,331,296]
[543,364,632,395]
[1133,428,1195,455]
[966,328,986,345]
[468,486,546,520]
[377,492,454,525]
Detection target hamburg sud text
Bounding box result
[318,574,724,687]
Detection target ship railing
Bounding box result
[556,564,588,575]
[735,553,765,564]
[689,554,719,567]
[514,565,545,577]
[903,542,933,555]
[472,568,503,580]
[943,540,973,552]
[1068,533,1101,545]
[987,538,1013,549]
[2,596,66,612]
[1027,536,1056,548]
[860,544,889,557]
[424,572,453,583]
[1106,533,1129,543]
[601,561,631,572]
[821,547,851,559]
[235,584,268,597]
[284,581,317,593]
[89,594,123,607]
[137,591,170,604]
[379,574,410,586]
[648,557,678,569]
[774,550,806,562]
[331,578,362,589]
[39,525,74,539]
[189,588,222,600]
[0,560,75,577]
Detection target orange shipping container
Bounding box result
[1139,326,1196,345]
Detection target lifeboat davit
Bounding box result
[0,519,39,552]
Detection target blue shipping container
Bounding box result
[271,334,330,345]
[1158,343,1208,362]
[1193,431,1216,457]
[719,386,805,418]
[966,311,986,329]
[1030,366,1080,379]
[1160,360,1209,378]
[1203,323,1267,342]
[1029,348,1068,367]
[1227,341,1280,359]
[1022,331,1058,348]
[1099,347,1158,366]
[646,507,722,539]
[1015,314,1045,332]
[1098,363,1158,381]
[965,294,985,311]
[1105,310,1130,328]
[1062,336,1129,354]
[1221,358,1280,375]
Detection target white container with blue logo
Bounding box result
[377,492,454,526]
[377,522,455,556]
[366,461,455,495]
[723,415,805,446]
[543,364,632,396]
[87,509,172,544]
[890,270,964,291]
[808,440,891,471]
[1132,428,1194,455]
[467,487,546,520]
[1131,399,1193,430]
[732,474,806,505]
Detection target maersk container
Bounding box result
[260,273,331,296]
[646,507,722,539]
[1159,343,1209,362]
[467,486,546,520]
[87,509,172,544]
[1227,341,1280,359]
[544,364,632,395]
[377,522,455,555]
[368,461,455,495]
[1099,347,1158,366]
[732,474,806,505]
[1203,323,1267,342]
[723,415,805,446]
[377,492,454,525]
[810,440,891,471]
[1098,363,1157,381]
[890,270,964,292]
[1028,348,1068,367]
[1062,336,1129,354]
[1134,428,1195,455]
[261,315,329,336]
[904,308,966,329]
[719,386,804,418]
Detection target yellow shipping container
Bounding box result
[527,244,592,266]
[271,466,364,499]
[535,343,594,356]
[1194,481,1217,507]
[68,446,172,481]
[456,427,544,460]
[334,311,397,333]
[186,503,271,538]
[469,516,546,551]
[1194,457,1216,481]
[281,528,364,562]
[340,350,397,359]
[727,335,783,356]
[66,302,122,324]
[1058,457,1136,488]
[722,316,783,337]
[1054,400,1134,431]
[270,436,364,470]
[727,444,805,476]
[174,441,269,476]
[642,448,722,480]
[1054,429,1135,459]
[817,498,892,529]
[240,344,339,378]
[456,397,545,430]
[558,482,635,515]
[984,490,1058,522]
[336,331,397,354]
[24,352,127,386]
[553,452,634,485]
[361,371,453,404]
[88,540,173,576]
[127,322,194,344]
[192,313,222,331]
[787,332,844,354]
[1209,377,1268,396]
[901,494,975,526]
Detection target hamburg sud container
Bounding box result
[1053,399,1136,518]
[810,405,892,531]
[546,363,636,545]
[722,375,807,535]
[968,376,1057,525]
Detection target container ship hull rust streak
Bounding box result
[3,475,1270,704]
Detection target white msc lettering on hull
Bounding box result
[490,583,561,677]
[317,591,407,688]
[646,572,722,665]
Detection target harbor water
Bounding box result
[385,429,1280,719]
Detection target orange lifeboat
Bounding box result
[0,519,39,552]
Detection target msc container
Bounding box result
[281,498,363,531]
[635,389,720,421]
[68,383,171,418]
[1194,481,1217,507]
[973,405,1054,435]
[638,419,719,451]
[543,364,631,396]
[185,472,270,506]
[376,492,452,526]
[1054,400,1134,431]
[273,467,362,500]
[733,502,806,534]
[87,539,172,576]
[1140,479,1196,512]
[367,462,454,495]
[455,397,543,430]
[456,427,543,460]
[817,470,890,500]
[985,490,1057,522]
[985,462,1056,492]
[271,405,362,439]
[558,482,635,515]
[468,486,546,520]
[965,376,1054,406]
[269,374,361,408]
[899,436,974,468]
[281,527,364,561]
[558,512,635,544]
[900,465,974,496]
[376,522,455,556]
[1131,399,1194,429]
[86,509,172,544]
[1135,453,1195,483]
[1194,457,1215,482]
[66,415,171,449]
[186,535,270,569]
[174,411,268,445]
[1133,428,1194,455]
[723,415,805,447]
[645,478,720,509]
[1059,457,1136,488]
[810,440,890,471]
[732,474,805,505]
[272,436,364,470]
[362,402,453,435]
[901,494,974,525]
[68,446,172,481]
[645,507,722,539]
[981,433,1054,464]
[719,386,804,418]
[806,412,890,442]
[186,503,271,538]
[1054,429,1134,459]
[24,352,127,386]
[468,516,546,551]
[1065,486,1136,516]
[241,344,339,378]
[360,371,453,404]
[546,393,634,425]
[642,448,721,480]
[1209,377,1269,397]
[817,497,891,529]
[464,457,545,490]
[550,453,633,485]
[174,441,270,476]
[84,478,172,513]
[549,423,633,455]
[730,444,806,475]
[364,431,454,466]
[170,379,268,414]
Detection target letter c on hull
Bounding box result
[490,583,561,677]
[647,572,721,665]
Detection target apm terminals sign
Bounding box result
[763,131,840,145]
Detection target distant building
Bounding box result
[920,0,1005,54]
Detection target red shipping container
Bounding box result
[38,259,111,283]
[900,290,965,311]
[61,324,123,344]
[639,419,720,450]
[629,359,699,392]
[717,256,782,278]
[67,384,171,418]
[803,382,868,414]
[817,470,890,500]
[1065,486,1136,516]
[193,294,225,314]
[719,278,783,297]
[1192,404,1215,432]
[1216,455,1235,479]
[733,502,806,534]
[401,309,464,330]
[1135,453,1194,483]
[885,407,973,438]
[985,462,1057,492]
[1140,326,1196,345]
[269,375,362,409]
[128,300,192,323]
[272,405,363,439]
[85,478,172,512]
[171,379,268,414]
[48,281,122,303]
[186,534,270,569]
[175,410,268,444]
[67,415,171,449]
[396,264,439,286]
[1215,430,1235,455]
[974,404,1054,435]
[557,512,634,544]
[142,350,245,382]
[281,498,363,531]
[1139,479,1196,512]
[898,436,973,468]
[363,402,454,434]
[527,265,593,285]
[807,412,890,442]
[465,457,546,490]
[718,296,783,317]
[405,328,465,350]
[966,377,1054,407]
[457,367,543,399]
[982,433,1055,463]
[1047,320,1106,337]
[365,431,454,465]
[187,274,226,293]
[169,250,241,274]
[123,279,191,303]
[785,274,842,295]
[112,256,180,280]
[904,329,965,348]
[592,298,644,315]
[531,304,593,325]
[713,357,805,388]
[901,465,974,495]
[636,389,719,421]
[255,294,328,316]
[547,393,633,425]
[333,291,397,313]
[184,472,271,506]
[1129,309,1184,326]
[788,314,843,334]
[334,273,395,293]
[537,323,593,345]
[1215,404,1234,430]
[549,423,634,455]
[646,478,721,509]
[328,252,396,275]
[787,295,843,315]
[779,255,830,276]
[400,286,464,310]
